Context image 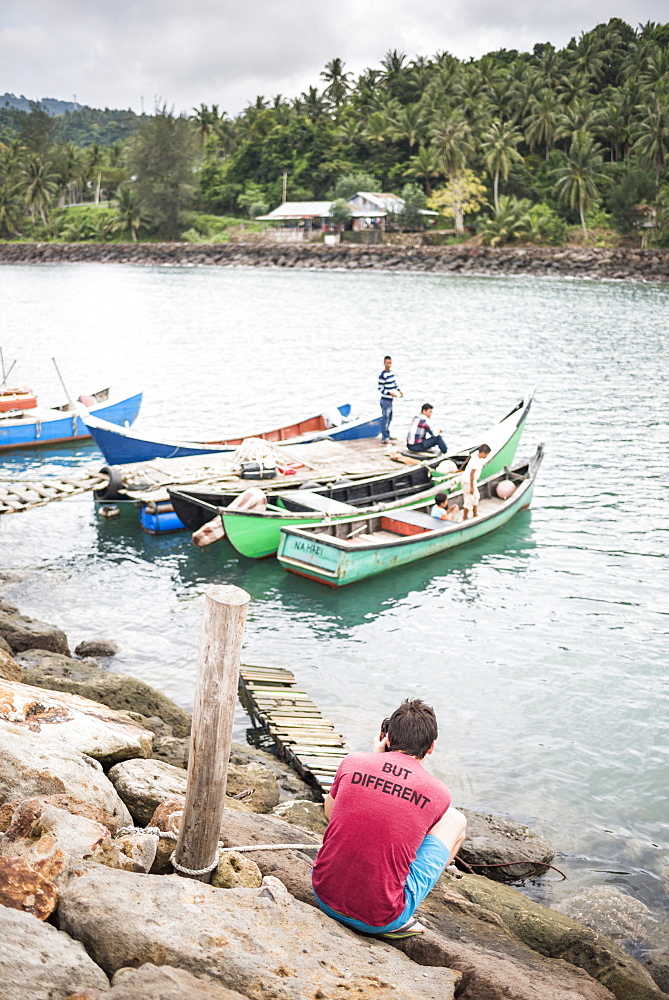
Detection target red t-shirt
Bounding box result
[311,750,451,927]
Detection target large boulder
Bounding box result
[18,650,192,737]
[230,741,320,800]
[459,809,555,880]
[0,796,108,881]
[553,885,653,942]
[0,726,132,828]
[74,639,119,658]
[0,904,109,1000]
[272,799,327,835]
[0,678,153,766]
[0,648,23,681]
[0,853,59,919]
[0,609,70,655]
[72,963,250,999]
[58,864,459,999]
[108,757,281,825]
[453,872,666,1000]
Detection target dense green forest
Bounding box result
[1,18,668,245]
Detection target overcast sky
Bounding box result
[2,0,667,116]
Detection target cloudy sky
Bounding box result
[2,0,667,116]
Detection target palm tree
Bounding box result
[403,144,443,195]
[555,97,607,145]
[552,130,608,238]
[430,112,474,179]
[113,187,150,242]
[525,90,561,159]
[190,104,214,145]
[481,121,524,210]
[321,58,351,109]
[390,103,428,150]
[86,143,104,205]
[21,155,57,224]
[632,100,669,187]
[0,177,24,236]
[478,195,533,246]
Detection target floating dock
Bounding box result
[238,664,348,795]
[0,472,106,515]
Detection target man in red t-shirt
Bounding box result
[312,699,466,938]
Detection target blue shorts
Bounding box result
[313,833,449,935]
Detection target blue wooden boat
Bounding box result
[0,387,143,451]
[82,403,383,466]
[277,446,544,587]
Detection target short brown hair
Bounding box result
[387,699,438,759]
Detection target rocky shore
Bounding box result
[0,590,667,1000]
[1,240,668,281]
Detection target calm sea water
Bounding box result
[1,263,667,935]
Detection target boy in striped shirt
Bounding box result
[378,356,403,443]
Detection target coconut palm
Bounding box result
[321,58,351,109]
[525,90,561,159]
[0,178,24,236]
[113,187,150,242]
[403,144,443,195]
[430,112,474,179]
[477,195,532,246]
[555,97,608,145]
[390,103,428,150]
[21,154,57,224]
[86,143,104,205]
[632,100,669,187]
[552,130,608,238]
[480,120,524,210]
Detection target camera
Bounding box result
[381,717,390,735]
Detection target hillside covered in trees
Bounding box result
[1,18,668,246]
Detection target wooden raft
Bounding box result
[238,664,348,794]
[0,473,106,515]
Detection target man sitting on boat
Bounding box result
[312,699,467,939]
[406,404,448,455]
[462,444,491,520]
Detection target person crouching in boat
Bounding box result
[430,491,460,522]
[311,699,467,939]
[461,444,491,520]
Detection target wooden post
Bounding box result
[173,585,250,881]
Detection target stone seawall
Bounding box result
[1,241,668,281]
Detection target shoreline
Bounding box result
[1,588,668,998]
[1,241,668,282]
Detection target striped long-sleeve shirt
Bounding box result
[378,369,401,398]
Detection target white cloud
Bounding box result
[1,0,666,115]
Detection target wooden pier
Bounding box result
[238,664,348,795]
[0,472,106,515]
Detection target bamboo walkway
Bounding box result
[238,664,348,794]
[0,472,106,514]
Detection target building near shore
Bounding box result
[256,192,437,240]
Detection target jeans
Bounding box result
[380,397,393,441]
[407,435,448,454]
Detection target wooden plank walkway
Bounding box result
[238,664,348,795]
[0,472,106,515]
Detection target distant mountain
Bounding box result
[1,93,83,116]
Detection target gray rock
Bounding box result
[460,809,555,880]
[0,634,13,654]
[0,571,28,587]
[554,885,652,942]
[108,964,249,999]
[453,872,666,1000]
[645,951,669,994]
[225,760,279,813]
[17,650,192,737]
[58,864,459,999]
[0,725,132,827]
[108,758,188,825]
[0,610,70,655]
[0,677,153,766]
[0,904,109,999]
[272,799,327,835]
[230,741,320,800]
[151,734,189,768]
[75,639,119,658]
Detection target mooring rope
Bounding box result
[115,825,321,876]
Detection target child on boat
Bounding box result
[461,444,491,520]
[430,492,460,521]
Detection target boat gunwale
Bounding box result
[278,446,543,556]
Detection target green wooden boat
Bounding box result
[277,446,544,587]
[177,388,534,559]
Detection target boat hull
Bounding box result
[278,449,543,587]
[221,390,533,558]
[83,403,382,466]
[0,392,143,451]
